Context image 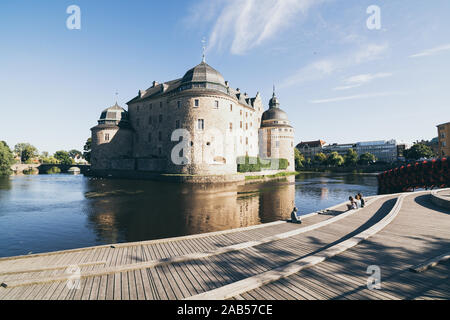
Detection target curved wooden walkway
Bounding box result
[0,189,449,300]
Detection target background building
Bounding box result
[312,139,404,163]
[437,122,450,157]
[295,140,326,159]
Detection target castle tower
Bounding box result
[259,89,295,171]
[90,103,133,170]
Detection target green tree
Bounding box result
[14,143,38,163]
[358,152,377,165]
[294,148,305,170]
[314,152,327,165]
[41,156,60,164]
[54,151,74,165]
[68,149,82,159]
[344,149,358,167]
[83,138,92,163]
[404,143,434,160]
[327,152,344,166]
[0,141,15,176]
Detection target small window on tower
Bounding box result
[177,101,181,109]
[214,101,219,109]
[198,119,204,130]
[105,133,110,141]
[230,104,233,111]
[194,99,199,107]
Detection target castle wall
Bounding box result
[91,127,133,170]
[127,90,263,175]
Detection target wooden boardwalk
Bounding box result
[0,189,449,300]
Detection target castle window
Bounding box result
[246,137,248,145]
[240,121,243,129]
[240,137,242,144]
[229,123,233,131]
[276,141,280,148]
[214,101,219,109]
[150,103,153,110]
[250,122,253,127]
[194,99,199,107]
[158,131,162,141]
[158,147,162,155]
[230,104,233,111]
[246,112,248,118]
[177,101,181,109]
[198,119,204,131]
[175,120,180,129]
[245,123,248,130]
[105,133,110,141]
[148,133,152,142]
[159,114,163,123]
[240,110,242,116]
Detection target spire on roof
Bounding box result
[201,37,206,63]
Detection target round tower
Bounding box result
[259,89,295,171]
[90,103,133,170]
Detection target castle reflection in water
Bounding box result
[83,176,296,245]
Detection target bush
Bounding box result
[237,156,289,173]
[23,168,38,175]
[46,167,61,174]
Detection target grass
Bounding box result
[245,171,299,181]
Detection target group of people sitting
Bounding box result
[289,192,366,224]
[347,193,365,210]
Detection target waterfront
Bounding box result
[0,173,377,258]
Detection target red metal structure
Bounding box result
[378,158,449,194]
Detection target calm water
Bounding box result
[0,173,377,257]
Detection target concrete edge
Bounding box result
[409,252,450,273]
[185,194,406,300]
[430,188,450,210]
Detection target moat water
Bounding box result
[0,173,378,257]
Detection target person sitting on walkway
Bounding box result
[347,196,357,210]
[355,194,362,208]
[290,207,302,224]
[357,193,365,208]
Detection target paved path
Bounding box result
[0,189,448,300]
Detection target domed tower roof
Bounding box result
[180,61,227,92]
[261,88,292,127]
[97,103,129,126]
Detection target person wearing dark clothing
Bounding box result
[290,207,302,224]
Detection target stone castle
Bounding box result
[90,60,294,177]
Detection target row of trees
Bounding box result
[0,140,91,176]
[295,148,377,170]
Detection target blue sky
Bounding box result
[1,0,449,153]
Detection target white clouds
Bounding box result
[409,44,450,58]
[310,91,403,104]
[191,0,323,55]
[334,72,392,90]
[280,43,389,88]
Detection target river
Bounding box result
[0,173,378,257]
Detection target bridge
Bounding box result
[0,188,449,300]
[11,163,91,175]
[378,158,449,194]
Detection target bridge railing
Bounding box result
[378,158,449,194]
